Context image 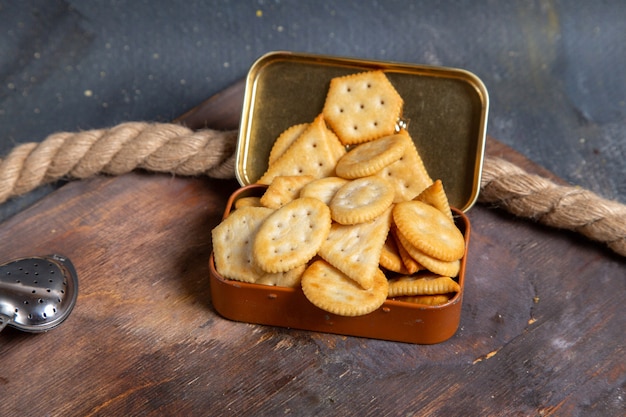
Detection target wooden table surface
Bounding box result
[1,81,624,417]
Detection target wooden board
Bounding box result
[1,80,624,417]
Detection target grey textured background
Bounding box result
[1,0,625,221]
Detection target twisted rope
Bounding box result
[0,122,238,200]
[479,157,626,257]
[1,122,625,257]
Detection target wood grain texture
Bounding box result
[1,81,624,417]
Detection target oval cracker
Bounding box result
[330,176,394,225]
[393,294,452,306]
[253,197,331,273]
[299,176,349,205]
[393,200,465,261]
[395,230,461,277]
[301,260,389,317]
[335,134,407,179]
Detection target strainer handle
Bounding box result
[0,313,11,332]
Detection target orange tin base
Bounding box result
[209,184,471,344]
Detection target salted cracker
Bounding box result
[268,123,309,165]
[301,260,388,317]
[299,176,349,205]
[253,197,331,273]
[388,273,460,297]
[211,206,275,283]
[390,225,422,274]
[318,206,392,290]
[393,200,465,262]
[259,175,315,209]
[374,130,432,202]
[335,133,407,179]
[255,264,307,288]
[393,294,452,306]
[329,176,394,225]
[415,179,454,223]
[257,114,346,185]
[234,196,263,209]
[394,230,461,277]
[323,70,403,145]
[378,233,409,274]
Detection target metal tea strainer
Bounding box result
[0,254,78,333]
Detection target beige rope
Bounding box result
[479,157,626,257]
[0,122,238,201]
[1,122,625,257]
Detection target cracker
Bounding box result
[253,197,331,273]
[299,176,349,205]
[268,123,308,165]
[255,264,306,288]
[393,200,465,261]
[211,206,275,283]
[301,260,389,316]
[375,130,432,202]
[329,176,394,225]
[388,274,460,297]
[391,225,422,274]
[335,133,407,179]
[415,179,454,223]
[234,196,262,209]
[379,233,409,274]
[393,294,452,306]
[395,230,461,277]
[260,175,315,209]
[318,206,392,290]
[323,70,403,145]
[257,114,346,185]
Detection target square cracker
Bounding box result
[318,206,392,290]
[257,114,346,185]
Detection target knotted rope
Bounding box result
[1,121,625,257]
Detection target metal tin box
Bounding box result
[210,52,488,343]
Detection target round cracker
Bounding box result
[329,176,394,225]
[393,200,465,261]
[395,230,461,277]
[335,134,407,179]
[253,197,331,273]
[301,260,389,317]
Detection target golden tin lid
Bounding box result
[236,51,489,212]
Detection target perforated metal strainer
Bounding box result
[0,254,78,333]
